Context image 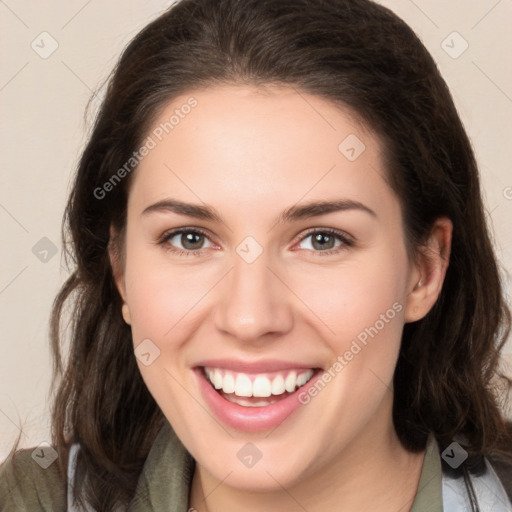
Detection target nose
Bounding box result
[213,249,294,344]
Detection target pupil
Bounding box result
[313,233,334,250]
[182,232,203,250]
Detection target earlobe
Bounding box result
[404,274,429,323]
[121,303,132,325]
[108,224,131,325]
[404,217,453,323]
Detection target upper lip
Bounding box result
[195,358,320,373]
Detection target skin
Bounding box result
[110,84,452,512]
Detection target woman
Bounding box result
[1,0,511,510]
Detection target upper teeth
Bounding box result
[204,368,314,398]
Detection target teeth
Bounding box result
[212,369,223,390]
[223,373,235,394]
[253,376,272,397]
[271,374,285,395]
[234,374,252,397]
[297,371,311,387]
[285,371,297,392]
[204,367,314,398]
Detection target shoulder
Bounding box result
[487,454,512,504]
[441,451,512,510]
[0,447,67,512]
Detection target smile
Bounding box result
[204,367,315,405]
[195,364,323,432]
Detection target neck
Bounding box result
[189,400,426,512]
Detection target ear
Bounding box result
[404,217,453,323]
[108,224,131,325]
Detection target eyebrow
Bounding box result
[141,198,377,223]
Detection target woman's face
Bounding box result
[115,84,434,490]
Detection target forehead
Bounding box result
[128,84,396,221]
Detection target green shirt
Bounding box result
[0,421,451,511]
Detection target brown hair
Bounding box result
[11,0,512,509]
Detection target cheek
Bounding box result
[291,249,407,349]
[122,244,226,384]
[126,273,186,341]
[122,235,204,340]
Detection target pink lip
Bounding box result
[194,358,319,373]
[194,366,323,432]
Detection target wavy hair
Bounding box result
[9,0,512,509]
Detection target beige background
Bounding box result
[1,0,511,459]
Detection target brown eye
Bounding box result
[311,232,337,250]
[296,229,353,256]
[158,228,214,256]
[178,231,205,250]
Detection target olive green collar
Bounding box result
[128,421,442,511]
[410,434,443,512]
[127,420,195,511]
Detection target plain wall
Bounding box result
[1,0,511,459]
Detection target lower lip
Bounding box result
[194,367,322,432]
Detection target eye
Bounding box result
[157,228,215,256]
[295,228,353,256]
[157,227,354,257]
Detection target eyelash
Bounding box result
[156,227,354,257]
